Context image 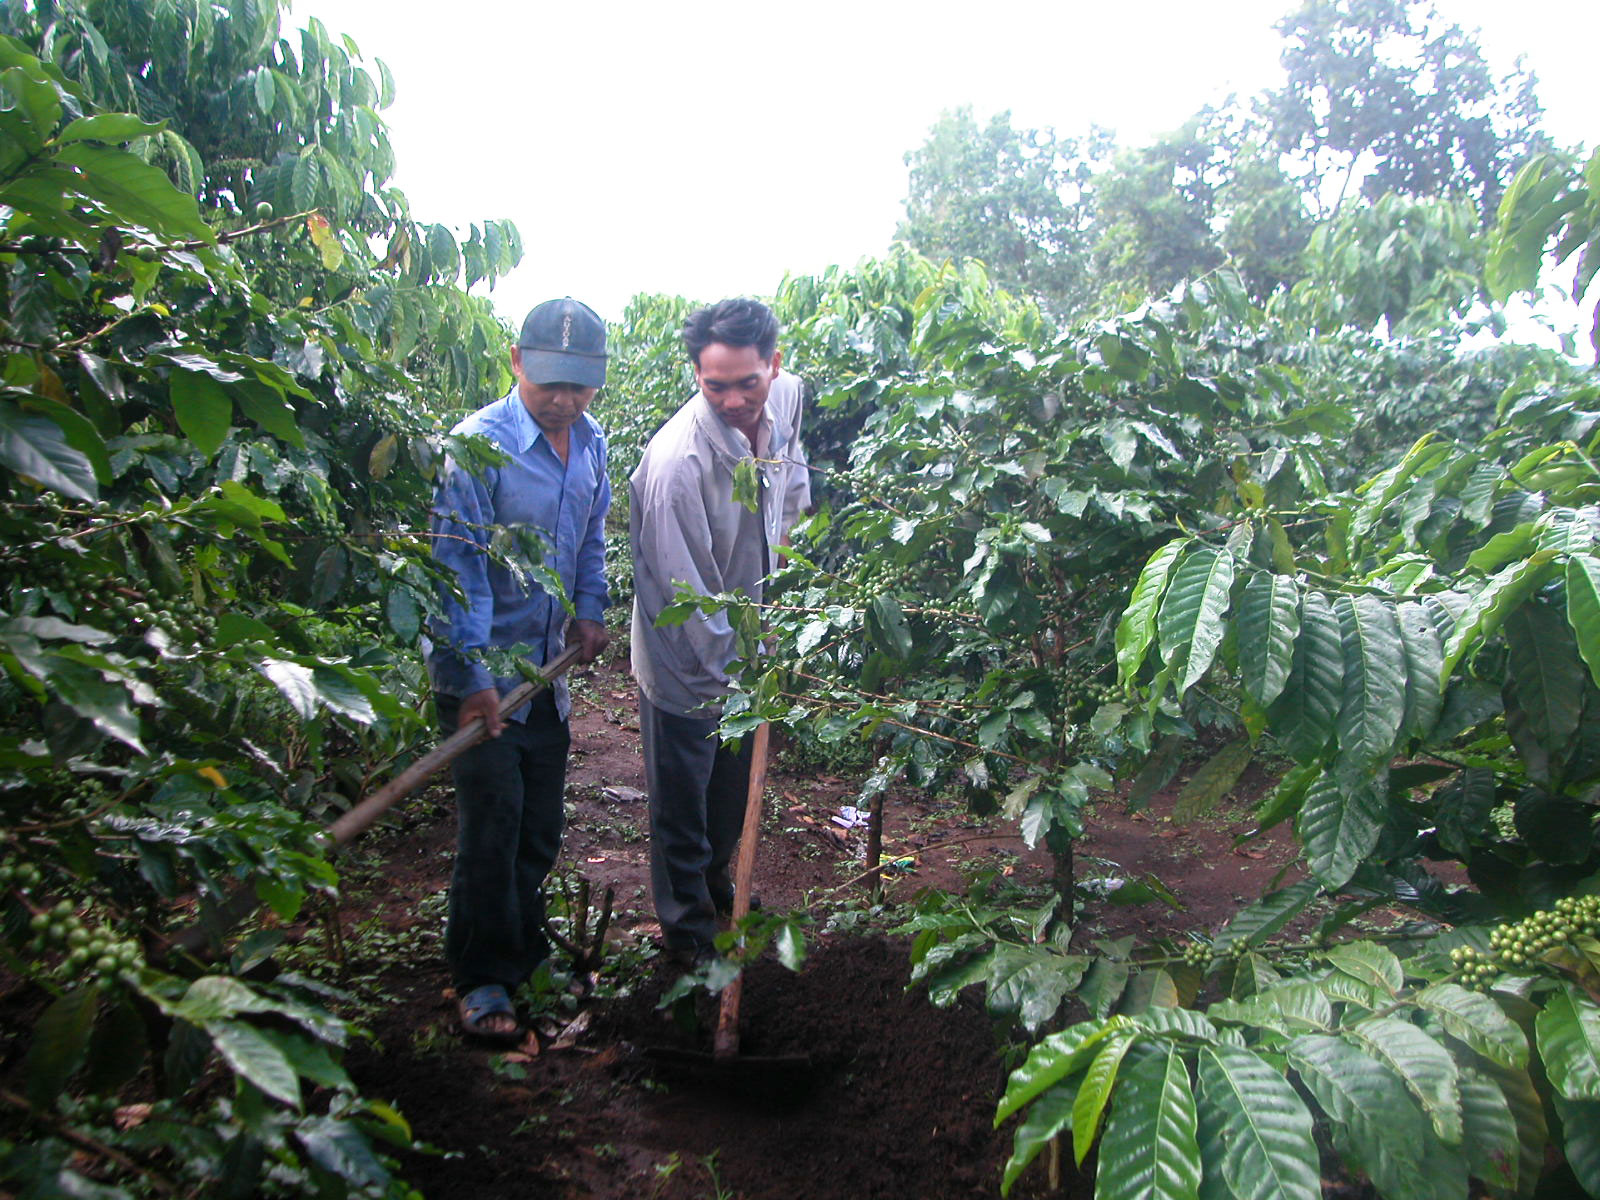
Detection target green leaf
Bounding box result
[205,1019,301,1108]
[1458,1067,1520,1196]
[1297,771,1384,890]
[1346,1016,1461,1142]
[987,945,1086,1034]
[1322,942,1403,999]
[1477,1060,1547,1200]
[1210,981,1332,1034]
[1001,1081,1076,1196]
[1553,1094,1600,1197]
[1333,595,1406,783]
[257,1027,351,1092]
[1237,573,1299,707]
[18,395,112,487]
[257,659,317,719]
[83,995,149,1094]
[1215,879,1320,950]
[1096,1045,1201,1200]
[1195,1044,1321,1200]
[1413,983,1528,1070]
[1157,545,1236,694]
[170,369,233,457]
[1173,740,1251,822]
[1566,556,1600,691]
[235,382,305,448]
[1502,601,1586,785]
[295,1116,390,1189]
[1441,552,1558,679]
[1125,734,1185,814]
[25,985,100,1106]
[1396,601,1445,742]
[1072,1030,1137,1164]
[867,594,914,659]
[1117,539,1186,687]
[1536,984,1600,1102]
[1253,761,1317,833]
[55,143,210,239]
[0,401,98,500]
[1267,590,1343,763]
[59,113,166,143]
[775,921,806,970]
[996,1019,1132,1126]
[1288,1033,1438,1200]
[253,66,276,115]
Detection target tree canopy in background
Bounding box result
[896,0,1552,327]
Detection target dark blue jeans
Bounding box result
[437,690,568,993]
[639,691,754,952]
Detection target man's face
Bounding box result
[512,349,597,436]
[695,342,781,438]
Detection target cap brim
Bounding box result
[519,349,606,389]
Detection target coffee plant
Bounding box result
[0,2,530,1194]
[971,172,1600,1197]
[627,173,1600,1194]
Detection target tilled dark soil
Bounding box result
[335,649,1305,1199]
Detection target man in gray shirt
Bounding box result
[629,298,809,962]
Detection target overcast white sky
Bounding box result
[297,0,1595,329]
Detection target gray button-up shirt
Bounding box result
[629,371,810,716]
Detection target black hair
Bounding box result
[681,298,779,366]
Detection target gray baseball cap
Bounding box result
[518,297,607,388]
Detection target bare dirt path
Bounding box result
[331,647,1303,1199]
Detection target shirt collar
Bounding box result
[505,389,592,457]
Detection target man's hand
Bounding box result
[571,618,609,665]
[458,687,505,738]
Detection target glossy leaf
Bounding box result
[1323,941,1403,998]
[1117,539,1186,686]
[1158,545,1236,694]
[1001,1081,1077,1197]
[1441,553,1558,680]
[1502,601,1586,785]
[1346,1016,1461,1142]
[997,1020,1132,1126]
[1268,590,1343,763]
[1458,1067,1521,1196]
[206,1020,301,1108]
[170,369,233,457]
[1195,1044,1321,1200]
[1288,1033,1439,1200]
[1553,1094,1600,1197]
[1414,983,1528,1070]
[1396,600,1445,741]
[1237,572,1299,707]
[1536,984,1600,1102]
[1567,555,1600,690]
[1333,594,1406,783]
[1298,771,1385,890]
[1096,1045,1201,1200]
[0,401,98,499]
[1073,1030,1137,1164]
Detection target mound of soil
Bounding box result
[354,936,1054,1200]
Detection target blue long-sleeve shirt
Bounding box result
[425,390,610,720]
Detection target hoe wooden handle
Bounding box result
[713,721,771,1061]
[165,645,583,958]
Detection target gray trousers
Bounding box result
[639,691,754,951]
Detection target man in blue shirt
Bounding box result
[427,297,611,1043]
